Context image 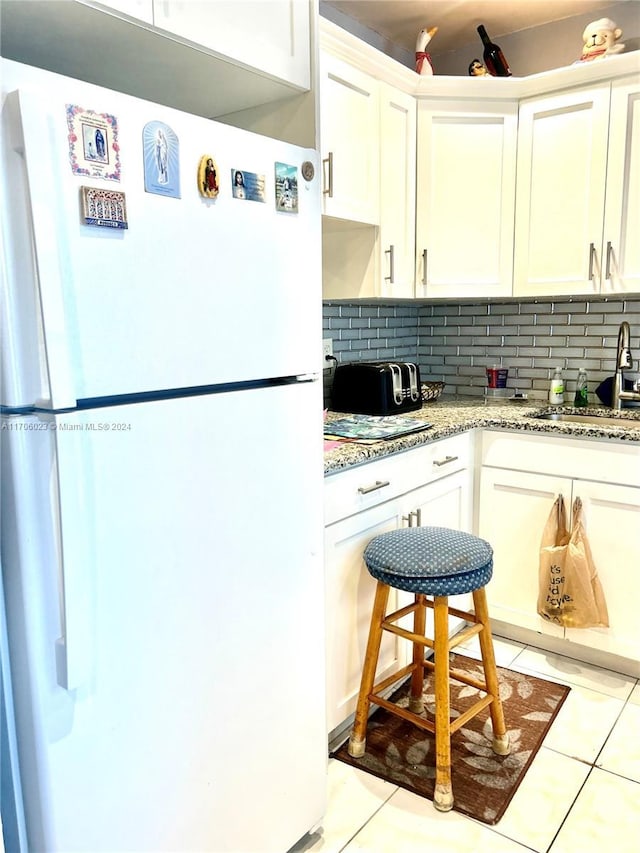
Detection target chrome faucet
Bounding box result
[612,321,640,409]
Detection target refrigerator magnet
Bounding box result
[66,105,121,182]
[275,162,298,213]
[80,186,128,229]
[198,155,219,199]
[231,169,265,203]
[143,121,180,198]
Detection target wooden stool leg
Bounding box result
[409,594,426,713]
[433,595,453,812]
[472,587,510,756]
[348,580,391,758]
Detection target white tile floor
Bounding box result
[291,638,640,853]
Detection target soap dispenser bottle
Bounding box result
[574,367,588,407]
[549,367,564,404]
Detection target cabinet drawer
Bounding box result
[324,432,471,526]
[481,430,640,487]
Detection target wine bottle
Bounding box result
[477,25,512,77]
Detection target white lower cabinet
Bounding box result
[324,435,472,735]
[478,432,640,663]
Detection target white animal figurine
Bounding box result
[578,18,625,62]
[415,26,438,75]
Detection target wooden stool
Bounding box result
[348,526,510,812]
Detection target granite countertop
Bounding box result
[324,398,640,475]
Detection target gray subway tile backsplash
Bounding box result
[322,296,640,406]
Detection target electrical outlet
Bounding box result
[322,338,333,368]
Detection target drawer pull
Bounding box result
[358,480,390,495]
[433,455,458,467]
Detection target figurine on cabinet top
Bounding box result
[468,58,489,76]
[578,17,625,62]
[415,26,438,75]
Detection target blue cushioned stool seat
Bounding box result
[364,526,493,596]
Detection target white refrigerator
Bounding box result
[0,59,326,852]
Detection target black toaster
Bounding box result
[331,361,422,415]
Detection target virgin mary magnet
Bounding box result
[198,154,219,199]
[143,121,180,198]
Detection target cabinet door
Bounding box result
[565,480,640,660]
[478,467,566,638]
[379,84,416,298]
[406,468,472,533]
[415,100,517,299]
[404,469,474,626]
[324,500,405,734]
[602,75,640,294]
[153,1,310,89]
[513,84,611,296]
[319,54,380,224]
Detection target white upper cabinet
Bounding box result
[152,0,311,90]
[379,84,416,299]
[513,74,640,296]
[94,0,153,22]
[319,53,380,224]
[415,100,517,299]
[602,76,640,294]
[0,1,313,132]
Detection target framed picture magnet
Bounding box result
[66,104,121,182]
[275,162,298,213]
[231,168,265,202]
[198,154,219,199]
[143,121,180,198]
[80,186,128,229]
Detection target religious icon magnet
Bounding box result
[275,162,298,213]
[143,121,180,198]
[231,168,265,202]
[67,105,121,182]
[198,154,220,199]
[80,186,128,229]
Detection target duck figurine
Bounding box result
[415,26,438,75]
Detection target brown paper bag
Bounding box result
[538,496,609,628]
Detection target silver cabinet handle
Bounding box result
[402,509,423,528]
[422,248,428,287]
[433,455,458,467]
[588,242,596,281]
[402,509,421,527]
[605,241,613,280]
[322,151,333,197]
[384,244,395,283]
[358,479,390,495]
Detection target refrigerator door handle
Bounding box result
[16,90,77,410]
[53,422,93,690]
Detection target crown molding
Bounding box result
[320,17,640,102]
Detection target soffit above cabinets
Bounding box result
[322,0,618,54]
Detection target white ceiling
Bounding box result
[322,1,619,54]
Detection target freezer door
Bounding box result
[1,64,321,408]
[1,381,326,852]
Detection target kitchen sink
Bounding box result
[531,412,640,429]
